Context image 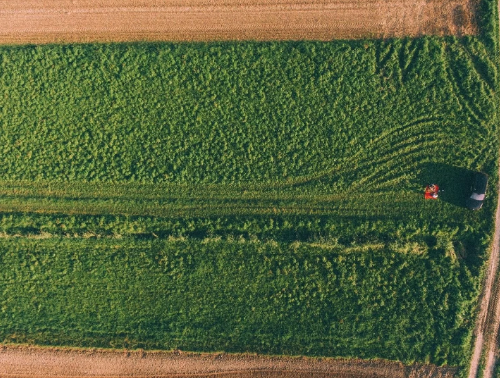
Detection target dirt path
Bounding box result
[466,214,499,378]
[0,0,478,44]
[467,157,500,378]
[477,4,500,378]
[483,280,500,378]
[466,2,500,376]
[0,346,458,378]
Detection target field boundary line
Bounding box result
[467,2,500,377]
[467,163,500,378]
[484,272,500,378]
[467,84,500,378]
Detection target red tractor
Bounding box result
[424,184,439,200]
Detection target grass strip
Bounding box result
[0,237,478,366]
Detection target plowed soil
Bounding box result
[0,346,458,378]
[0,0,478,44]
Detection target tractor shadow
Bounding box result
[415,163,474,208]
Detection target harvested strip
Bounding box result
[0,346,458,378]
[0,0,478,44]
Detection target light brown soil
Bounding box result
[0,345,458,378]
[0,0,478,44]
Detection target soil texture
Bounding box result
[0,346,459,378]
[0,0,478,44]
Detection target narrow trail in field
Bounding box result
[484,283,500,378]
[0,0,478,44]
[466,3,500,376]
[467,90,500,378]
[467,196,500,378]
[477,7,500,378]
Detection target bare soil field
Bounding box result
[0,0,478,44]
[0,346,458,378]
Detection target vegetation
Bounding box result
[0,7,498,370]
[0,38,496,185]
[0,238,479,365]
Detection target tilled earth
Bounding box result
[0,346,458,378]
[0,0,478,44]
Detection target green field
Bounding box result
[0,0,498,370]
[0,238,481,365]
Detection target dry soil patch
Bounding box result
[0,0,478,44]
[0,346,458,378]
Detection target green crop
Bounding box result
[0,37,495,186]
[0,238,479,366]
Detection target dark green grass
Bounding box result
[0,23,497,371]
[0,238,478,365]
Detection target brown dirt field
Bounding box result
[0,346,458,378]
[0,0,478,44]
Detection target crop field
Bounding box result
[0,0,498,375]
[0,237,487,363]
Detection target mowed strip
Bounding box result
[0,180,456,220]
[0,0,477,43]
